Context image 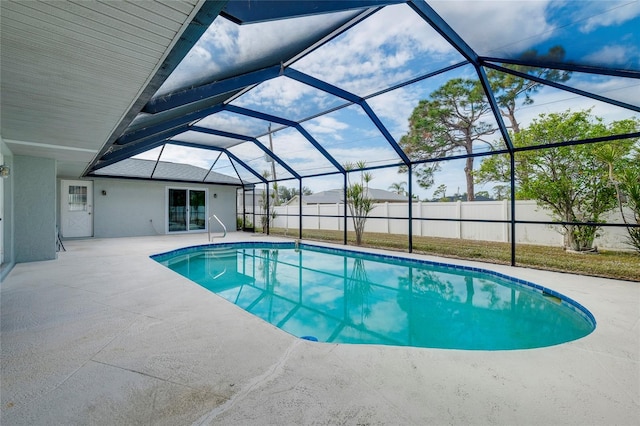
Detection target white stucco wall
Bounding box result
[90,178,238,238]
[0,140,15,279]
[14,156,57,262]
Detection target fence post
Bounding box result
[503,199,509,242]
[456,200,462,239]
[285,204,289,231]
[385,202,390,234]
[417,201,422,237]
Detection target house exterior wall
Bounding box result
[91,178,237,238]
[0,141,15,280]
[14,155,57,262]
[208,185,238,235]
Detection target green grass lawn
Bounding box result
[265,228,640,282]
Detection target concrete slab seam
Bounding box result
[192,339,302,425]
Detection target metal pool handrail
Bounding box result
[208,214,227,242]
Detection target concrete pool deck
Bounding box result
[1,233,638,425]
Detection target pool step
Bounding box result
[201,249,237,258]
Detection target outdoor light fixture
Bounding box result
[0,165,10,178]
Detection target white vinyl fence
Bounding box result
[263,200,634,251]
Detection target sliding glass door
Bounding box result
[167,188,207,232]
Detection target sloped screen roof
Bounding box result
[86,0,639,197]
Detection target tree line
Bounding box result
[259,47,639,252]
[398,46,640,252]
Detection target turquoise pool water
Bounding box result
[152,242,595,350]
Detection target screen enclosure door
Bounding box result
[167,188,207,233]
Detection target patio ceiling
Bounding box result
[0,0,222,177]
[2,1,639,186]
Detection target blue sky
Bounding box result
[138,1,640,200]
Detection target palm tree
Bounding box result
[345,161,374,246]
[388,182,407,196]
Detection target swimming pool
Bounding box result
[152,242,595,350]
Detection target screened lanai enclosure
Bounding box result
[86,0,640,264]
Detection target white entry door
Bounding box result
[61,180,93,238]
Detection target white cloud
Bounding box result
[160,145,217,170]
[367,87,423,138]
[570,74,640,108]
[157,19,239,95]
[583,44,638,68]
[330,145,399,164]
[430,0,553,56]
[363,166,409,191]
[293,3,458,95]
[133,146,163,161]
[232,76,338,117]
[225,141,302,180]
[301,174,344,193]
[200,17,238,62]
[159,11,358,95]
[345,4,452,55]
[303,116,349,136]
[512,81,639,126]
[575,0,640,33]
[265,131,339,174]
[197,111,269,136]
